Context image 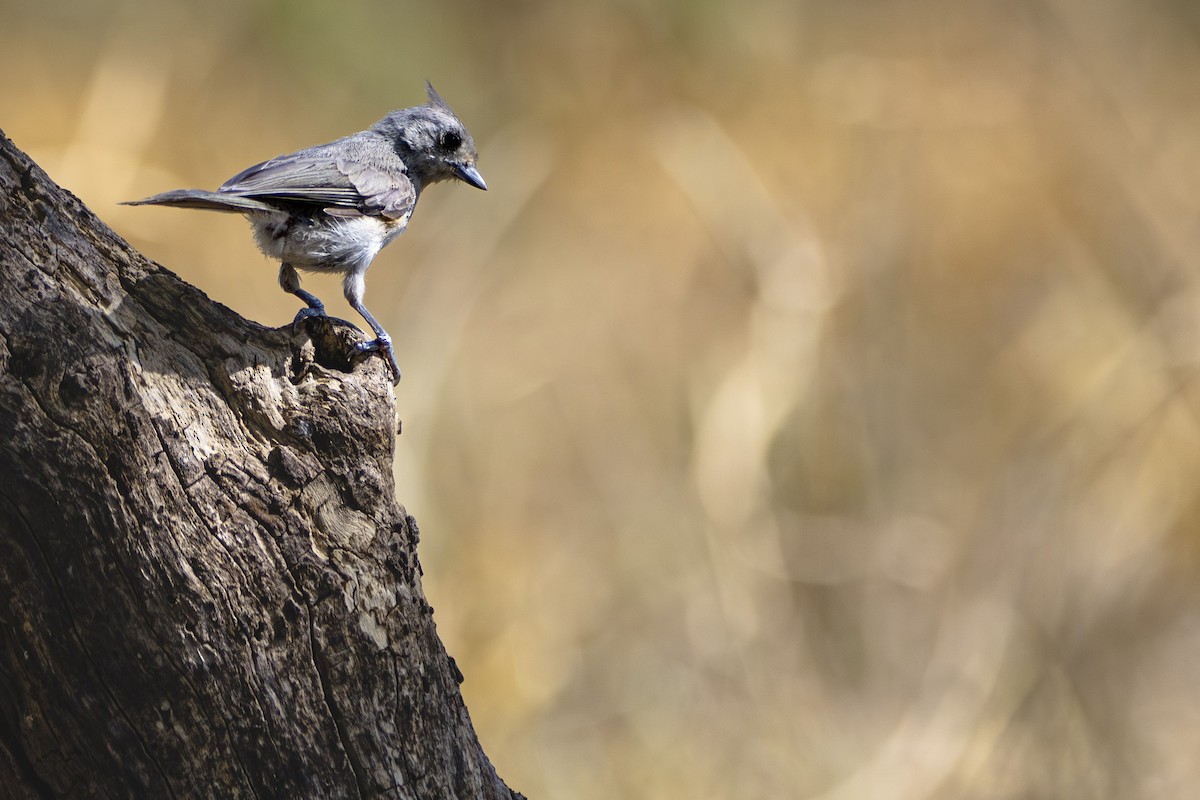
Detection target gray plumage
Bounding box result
[125,82,486,383]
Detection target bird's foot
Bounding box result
[352,335,402,385]
[291,302,327,333]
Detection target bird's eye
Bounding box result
[440,130,462,151]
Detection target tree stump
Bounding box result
[0,130,520,800]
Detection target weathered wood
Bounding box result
[0,130,519,800]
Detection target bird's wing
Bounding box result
[219,150,415,220]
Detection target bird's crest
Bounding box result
[425,81,451,111]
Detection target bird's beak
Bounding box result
[453,162,488,191]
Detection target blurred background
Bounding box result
[6,0,1200,796]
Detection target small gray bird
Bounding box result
[125,83,486,383]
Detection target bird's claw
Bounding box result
[353,337,402,384]
[291,304,326,334]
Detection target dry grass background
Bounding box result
[6,0,1200,797]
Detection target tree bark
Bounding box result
[0,130,521,800]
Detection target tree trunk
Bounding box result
[0,130,521,800]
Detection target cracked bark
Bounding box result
[0,130,522,800]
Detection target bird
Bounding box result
[125,82,487,384]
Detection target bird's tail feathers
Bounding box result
[122,189,273,213]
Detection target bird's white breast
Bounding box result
[250,209,411,274]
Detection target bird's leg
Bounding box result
[344,270,401,384]
[280,262,326,332]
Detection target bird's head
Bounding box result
[375,83,486,192]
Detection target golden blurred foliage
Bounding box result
[6,0,1200,796]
